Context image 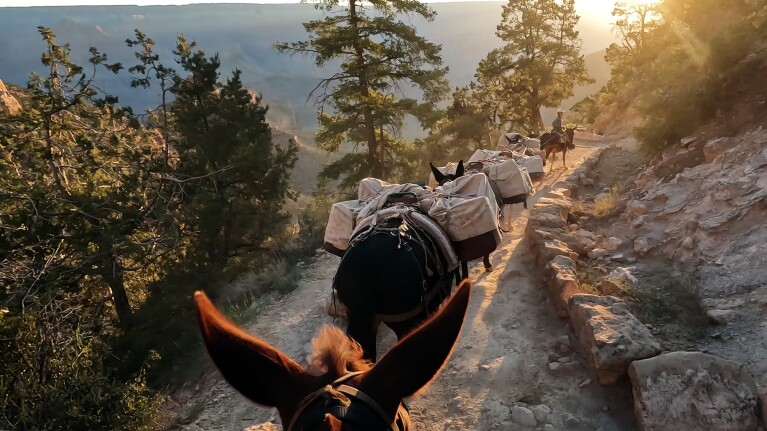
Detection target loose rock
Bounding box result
[511,405,537,427]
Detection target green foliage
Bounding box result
[594,0,767,150]
[570,95,600,125]
[417,87,492,170]
[0,309,163,430]
[171,37,298,275]
[277,0,448,184]
[475,0,593,133]
[1,26,301,428]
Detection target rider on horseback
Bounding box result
[552,108,566,144]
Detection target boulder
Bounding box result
[569,294,661,385]
[654,146,705,182]
[511,405,537,427]
[744,147,767,174]
[534,195,574,220]
[629,352,759,431]
[529,212,567,230]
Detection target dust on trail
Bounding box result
[177,138,636,431]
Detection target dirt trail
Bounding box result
[177,138,636,431]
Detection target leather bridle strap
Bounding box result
[336,384,398,431]
[286,371,401,431]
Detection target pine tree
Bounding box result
[481,0,592,133]
[277,0,448,186]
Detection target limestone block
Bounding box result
[569,294,661,385]
[629,352,759,431]
[534,195,574,220]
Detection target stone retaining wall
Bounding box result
[525,147,763,429]
[525,148,662,384]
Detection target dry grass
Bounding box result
[592,184,624,218]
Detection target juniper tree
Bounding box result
[171,36,297,274]
[0,27,165,428]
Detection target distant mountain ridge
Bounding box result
[0,2,615,133]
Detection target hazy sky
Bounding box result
[0,0,618,22]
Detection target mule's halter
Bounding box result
[287,371,410,431]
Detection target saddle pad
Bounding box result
[352,207,459,272]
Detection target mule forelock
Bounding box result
[309,325,372,377]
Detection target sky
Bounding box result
[0,0,618,22]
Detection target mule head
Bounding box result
[430,160,464,186]
[194,280,472,430]
[565,127,576,150]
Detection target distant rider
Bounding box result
[552,108,565,144]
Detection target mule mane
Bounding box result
[308,325,372,377]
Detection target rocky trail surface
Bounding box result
[174,136,638,431]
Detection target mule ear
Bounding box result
[194,291,306,409]
[360,280,471,406]
[455,160,465,178]
[430,162,445,184]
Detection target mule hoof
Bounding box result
[484,264,493,272]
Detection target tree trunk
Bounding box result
[100,244,132,327]
[349,0,382,179]
[535,107,544,133]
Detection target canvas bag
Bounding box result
[482,159,533,200]
[324,200,365,252]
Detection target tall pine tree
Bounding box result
[481,0,592,133]
[277,0,448,187]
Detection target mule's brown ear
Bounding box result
[455,160,465,178]
[360,280,471,407]
[429,162,445,185]
[194,291,306,409]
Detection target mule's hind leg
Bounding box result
[346,311,379,362]
[483,255,493,272]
